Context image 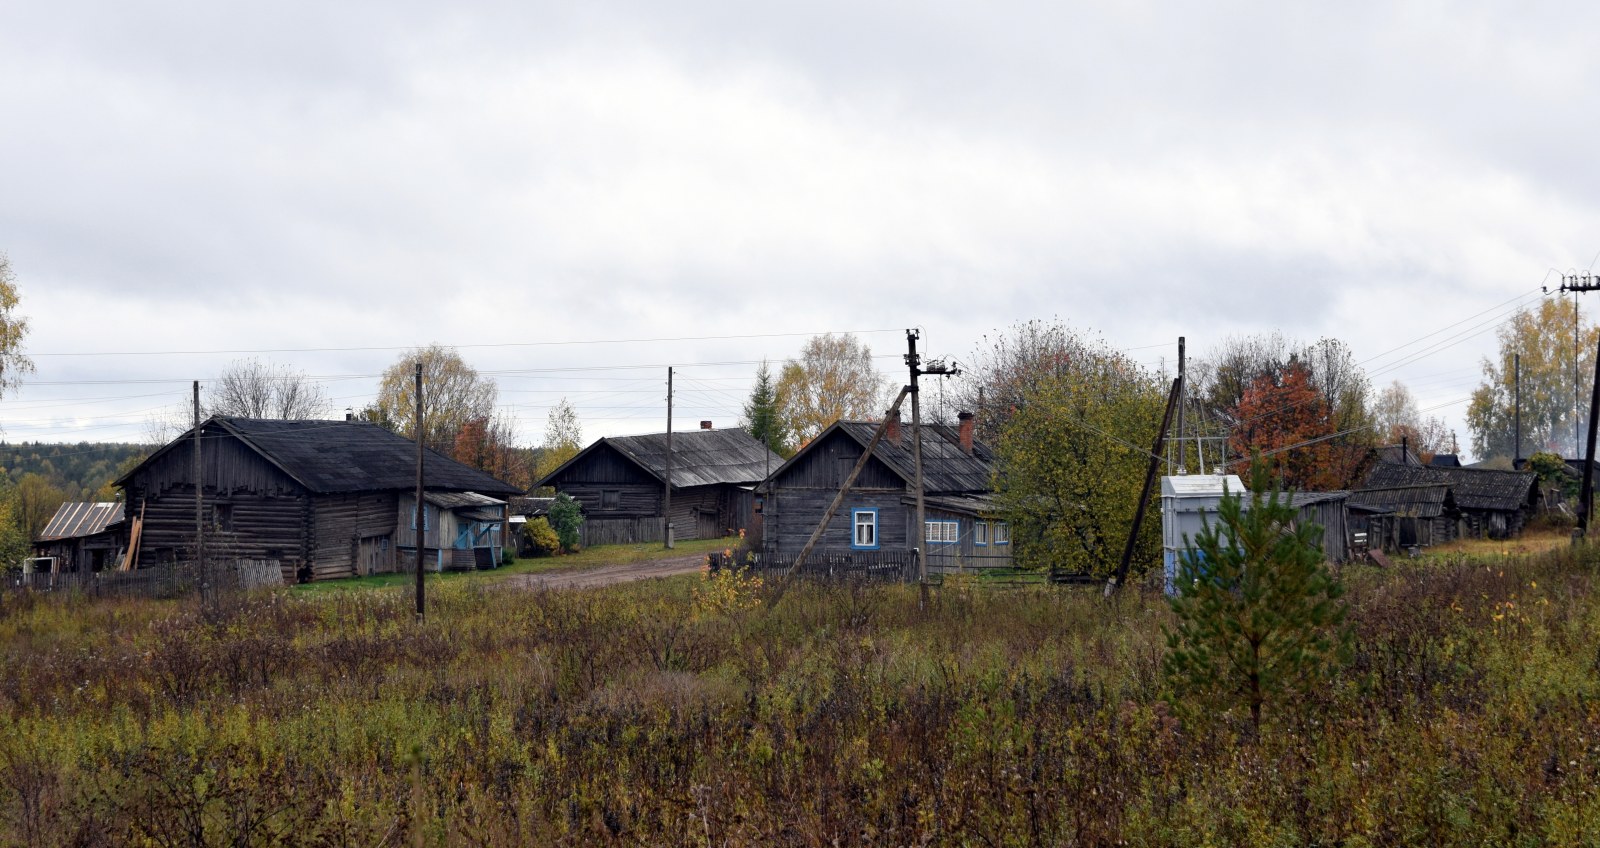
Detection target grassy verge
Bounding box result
[291,535,732,594]
[3,541,1599,843]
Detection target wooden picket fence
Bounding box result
[709,550,920,583]
[4,559,283,600]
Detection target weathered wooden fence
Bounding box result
[710,550,919,583]
[580,517,666,548]
[4,559,283,600]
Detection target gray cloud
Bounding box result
[2,1,1596,453]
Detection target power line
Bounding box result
[24,328,905,358]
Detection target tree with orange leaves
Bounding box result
[451,414,534,490]
[1229,361,1364,490]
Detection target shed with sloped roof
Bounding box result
[1362,462,1537,539]
[33,502,125,573]
[535,426,783,545]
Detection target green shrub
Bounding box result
[522,516,560,557]
[547,493,584,553]
[1164,459,1349,730]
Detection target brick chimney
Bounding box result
[885,410,902,444]
[958,410,975,455]
[700,420,713,430]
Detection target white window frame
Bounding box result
[852,509,879,549]
[994,521,1010,545]
[975,520,989,546]
[924,519,959,545]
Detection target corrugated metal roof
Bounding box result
[1363,462,1536,512]
[120,417,523,496]
[1161,474,1246,498]
[545,428,782,489]
[37,502,124,542]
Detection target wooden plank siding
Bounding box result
[919,508,1014,574]
[310,492,398,580]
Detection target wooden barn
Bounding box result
[535,425,781,546]
[1288,491,1351,563]
[1347,484,1459,550]
[760,412,1009,574]
[32,502,124,573]
[1362,462,1538,540]
[116,417,521,583]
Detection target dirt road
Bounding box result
[504,552,708,590]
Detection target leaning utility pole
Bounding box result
[1108,377,1182,595]
[664,366,674,550]
[414,362,426,622]
[192,380,206,601]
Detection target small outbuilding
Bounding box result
[1362,462,1537,540]
[33,502,125,573]
[536,426,782,546]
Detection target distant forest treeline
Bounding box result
[0,442,147,503]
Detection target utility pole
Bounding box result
[907,331,926,586]
[192,380,206,601]
[414,362,426,622]
[1109,377,1182,595]
[903,329,957,587]
[664,366,674,550]
[1514,353,1521,467]
[1552,273,1600,539]
[1583,335,1600,538]
[1175,337,1186,474]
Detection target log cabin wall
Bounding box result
[122,432,313,579]
[763,430,910,555]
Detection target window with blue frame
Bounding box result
[852,509,878,549]
[410,503,432,532]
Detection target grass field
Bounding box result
[1,541,1598,844]
[290,536,731,594]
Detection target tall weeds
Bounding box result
[0,548,1596,845]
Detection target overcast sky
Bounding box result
[2,1,1596,458]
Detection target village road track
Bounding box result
[503,552,707,590]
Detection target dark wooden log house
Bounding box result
[760,411,1010,573]
[536,425,781,545]
[116,417,521,583]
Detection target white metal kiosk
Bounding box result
[1161,473,1246,594]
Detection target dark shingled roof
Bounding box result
[776,420,993,494]
[539,428,782,489]
[1362,462,1536,513]
[1348,484,1455,518]
[38,502,124,542]
[120,417,521,496]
